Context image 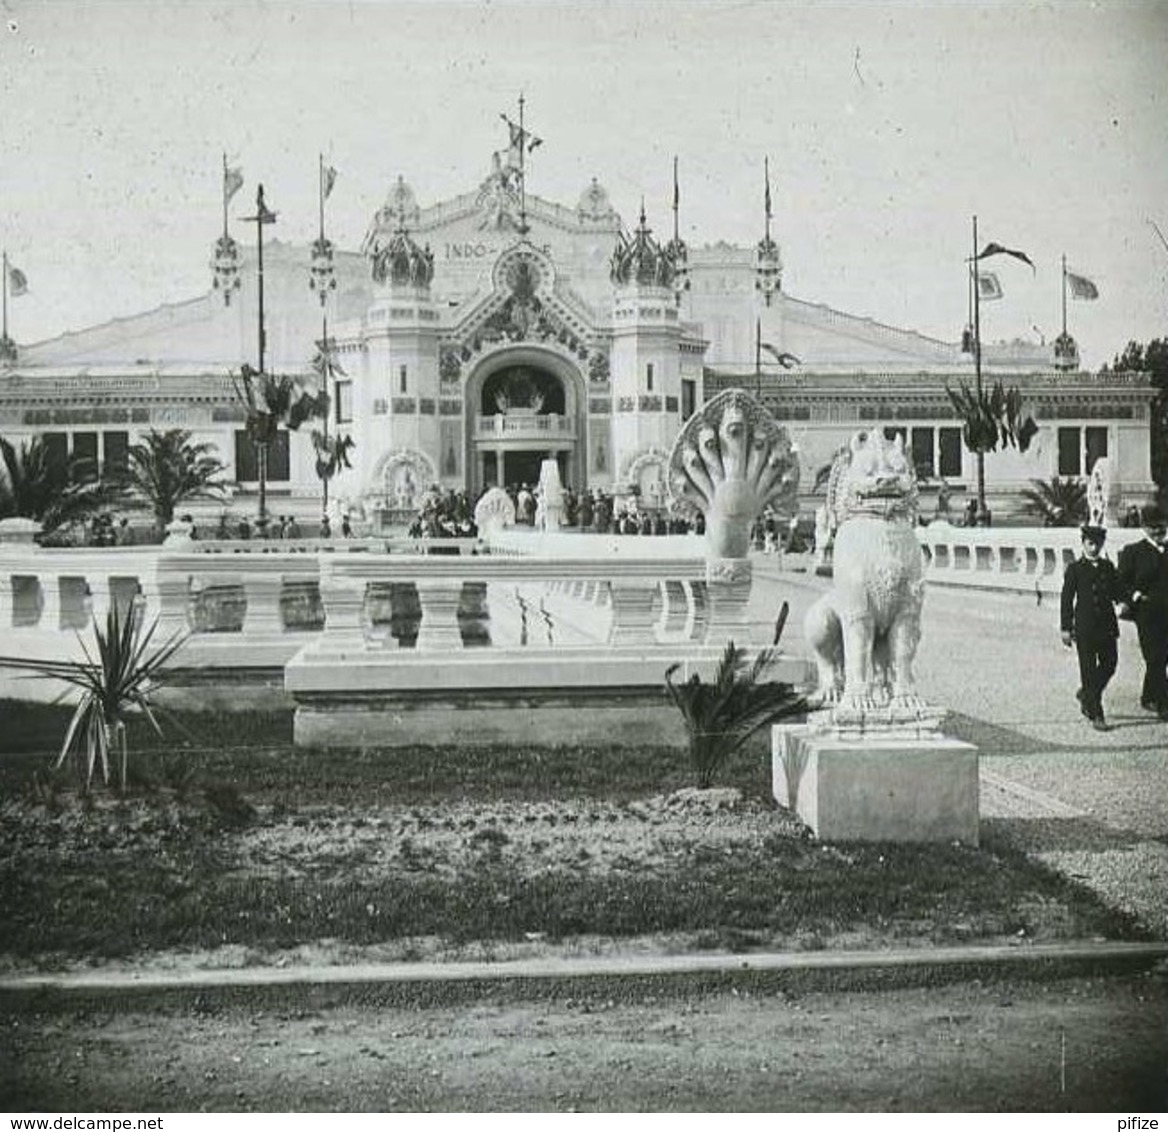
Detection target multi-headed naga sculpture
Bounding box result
[667,388,800,561]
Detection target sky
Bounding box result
[1,0,1167,369]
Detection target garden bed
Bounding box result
[0,702,1152,973]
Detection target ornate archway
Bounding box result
[464,345,587,496]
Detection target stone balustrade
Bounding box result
[916,522,1145,597]
[313,553,716,651]
[0,537,745,701]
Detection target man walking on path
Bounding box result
[1061,524,1121,731]
[1117,504,1168,720]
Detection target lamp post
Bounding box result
[309,155,339,515]
[241,184,278,528]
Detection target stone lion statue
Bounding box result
[804,429,926,713]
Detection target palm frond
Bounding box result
[665,638,806,789]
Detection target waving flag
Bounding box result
[323,164,338,200]
[1066,270,1099,300]
[223,164,244,203]
[761,342,801,368]
[6,262,28,297]
[977,271,1003,301]
[976,242,1035,272]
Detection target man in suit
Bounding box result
[1061,524,1121,730]
[1117,504,1168,719]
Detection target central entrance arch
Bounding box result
[464,346,587,497]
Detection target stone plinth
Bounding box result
[287,642,813,750]
[772,721,979,845]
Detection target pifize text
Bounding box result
[444,243,552,260]
[1118,1120,1157,1130]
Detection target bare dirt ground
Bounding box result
[3,971,1165,1111]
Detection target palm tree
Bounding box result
[116,428,228,530]
[0,434,124,538]
[1017,476,1088,527]
[233,364,326,529]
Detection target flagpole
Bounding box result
[319,155,330,514]
[755,317,762,397]
[2,251,8,345]
[764,157,772,245]
[221,153,229,239]
[1061,253,1068,341]
[972,214,985,513]
[518,93,528,236]
[318,153,325,243]
[321,312,330,514]
[672,155,680,246]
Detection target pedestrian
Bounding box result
[320,514,332,539]
[341,513,352,538]
[1060,524,1121,731]
[1117,504,1168,719]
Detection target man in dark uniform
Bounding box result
[1117,504,1168,719]
[1060,524,1120,731]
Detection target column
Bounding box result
[414,579,465,650]
[703,558,755,645]
[144,560,192,636]
[240,574,286,634]
[607,578,660,646]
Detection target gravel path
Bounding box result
[755,558,1168,938]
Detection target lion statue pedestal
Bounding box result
[772,429,979,844]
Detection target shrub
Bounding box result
[665,611,806,789]
[0,604,187,790]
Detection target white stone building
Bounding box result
[0,154,1156,526]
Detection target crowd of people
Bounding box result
[1060,503,1168,730]
[402,483,704,538]
[506,483,702,536]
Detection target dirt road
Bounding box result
[4,971,1165,1112]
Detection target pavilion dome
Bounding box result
[577,177,617,222]
[609,206,677,289]
[373,175,421,230]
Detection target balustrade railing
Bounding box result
[916,522,1144,596]
[474,413,575,439]
[0,541,732,682]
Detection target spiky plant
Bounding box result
[665,608,806,789]
[1017,475,1088,527]
[0,603,187,791]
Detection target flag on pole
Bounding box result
[223,164,244,203]
[761,342,801,368]
[1066,270,1099,300]
[673,156,680,210]
[764,158,772,220]
[977,271,1003,301]
[975,241,1035,271]
[6,262,28,297]
[323,164,338,200]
